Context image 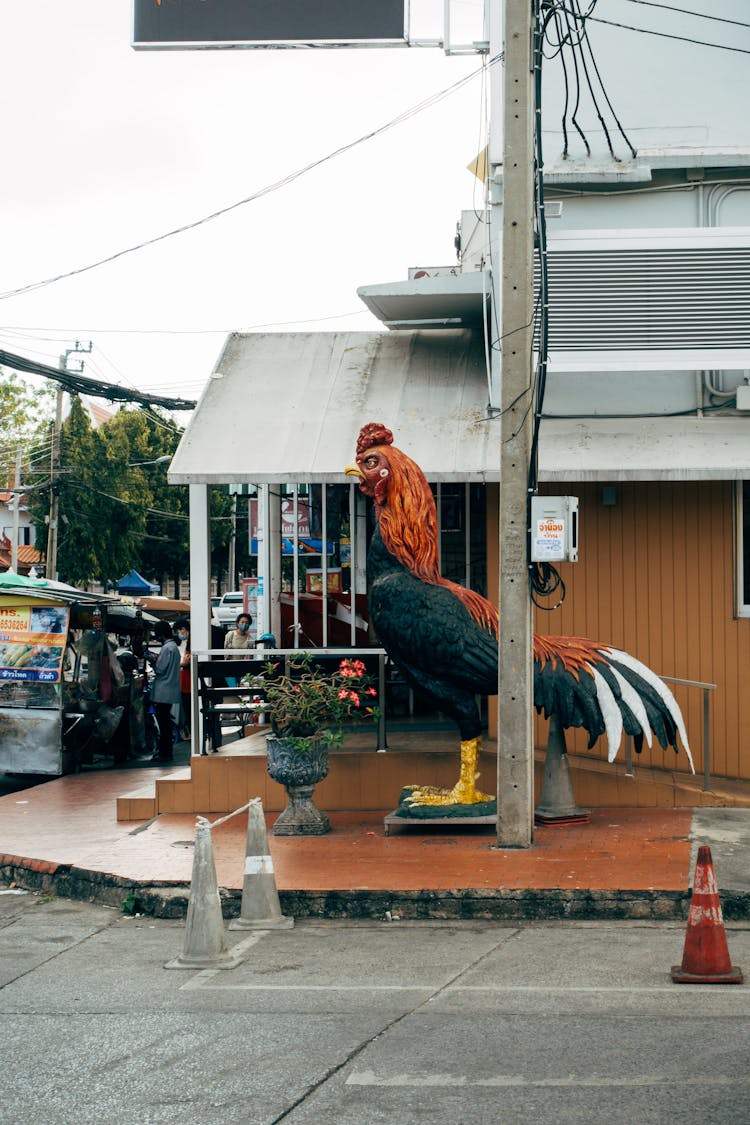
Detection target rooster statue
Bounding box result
[345,422,693,807]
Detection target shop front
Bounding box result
[0,574,157,775]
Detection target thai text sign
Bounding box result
[133,1,406,48]
[533,517,566,562]
[0,605,69,683]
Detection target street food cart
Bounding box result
[0,573,156,775]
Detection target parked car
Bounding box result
[214,590,245,630]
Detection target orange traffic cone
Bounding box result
[671,845,743,984]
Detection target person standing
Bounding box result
[224,612,253,651]
[148,620,181,762]
[223,612,253,686]
[175,617,191,741]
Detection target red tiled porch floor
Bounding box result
[0,767,693,894]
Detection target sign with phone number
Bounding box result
[0,605,69,683]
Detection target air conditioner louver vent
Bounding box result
[537,247,750,350]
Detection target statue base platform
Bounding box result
[383,787,497,835]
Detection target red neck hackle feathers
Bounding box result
[355,423,499,636]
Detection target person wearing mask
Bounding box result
[174,617,191,741]
[223,612,253,686]
[147,620,181,763]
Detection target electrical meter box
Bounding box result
[530,496,579,563]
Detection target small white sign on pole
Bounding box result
[530,496,579,563]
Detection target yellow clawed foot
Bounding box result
[404,737,495,807]
[405,779,494,806]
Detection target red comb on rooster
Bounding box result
[346,423,693,808]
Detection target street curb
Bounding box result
[2,854,745,922]
[4,856,749,922]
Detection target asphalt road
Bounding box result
[1,892,748,1124]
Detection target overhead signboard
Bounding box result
[133,1,407,49]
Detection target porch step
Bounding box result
[116,733,477,821]
[115,768,191,821]
[116,738,750,823]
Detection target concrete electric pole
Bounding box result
[494,0,536,847]
[10,446,21,574]
[46,342,92,581]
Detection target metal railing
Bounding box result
[192,651,717,791]
[624,675,717,792]
[191,646,390,756]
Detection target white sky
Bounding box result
[0,1,747,419]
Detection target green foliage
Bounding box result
[252,656,379,750]
[104,409,189,587]
[0,371,55,488]
[18,388,244,590]
[27,400,187,587]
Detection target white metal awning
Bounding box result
[168,330,498,484]
[356,271,489,329]
[168,330,750,485]
[539,417,750,481]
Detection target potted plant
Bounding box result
[246,655,378,835]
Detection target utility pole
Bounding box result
[10,446,21,573]
[46,387,63,581]
[495,0,536,847]
[46,342,92,580]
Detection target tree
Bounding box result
[25,400,180,587]
[105,408,189,593]
[25,396,241,593]
[0,370,55,489]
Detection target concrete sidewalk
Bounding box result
[1,764,749,921]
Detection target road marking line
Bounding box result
[179,979,750,993]
[178,932,267,989]
[347,1071,750,1089]
[181,982,436,992]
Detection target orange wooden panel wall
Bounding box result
[487,481,750,783]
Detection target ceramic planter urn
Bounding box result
[266,735,331,836]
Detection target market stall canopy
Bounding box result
[137,596,191,620]
[0,572,114,605]
[104,603,160,632]
[117,569,160,596]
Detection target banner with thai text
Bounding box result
[0,604,69,682]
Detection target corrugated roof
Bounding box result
[169,330,498,484]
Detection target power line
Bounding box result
[0,61,490,304]
[621,0,750,31]
[0,348,196,411]
[0,312,366,336]
[589,14,750,54]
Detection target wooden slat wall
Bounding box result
[487,481,750,786]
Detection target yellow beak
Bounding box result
[344,462,363,479]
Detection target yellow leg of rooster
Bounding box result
[405,736,495,807]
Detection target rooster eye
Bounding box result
[364,456,378,469]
